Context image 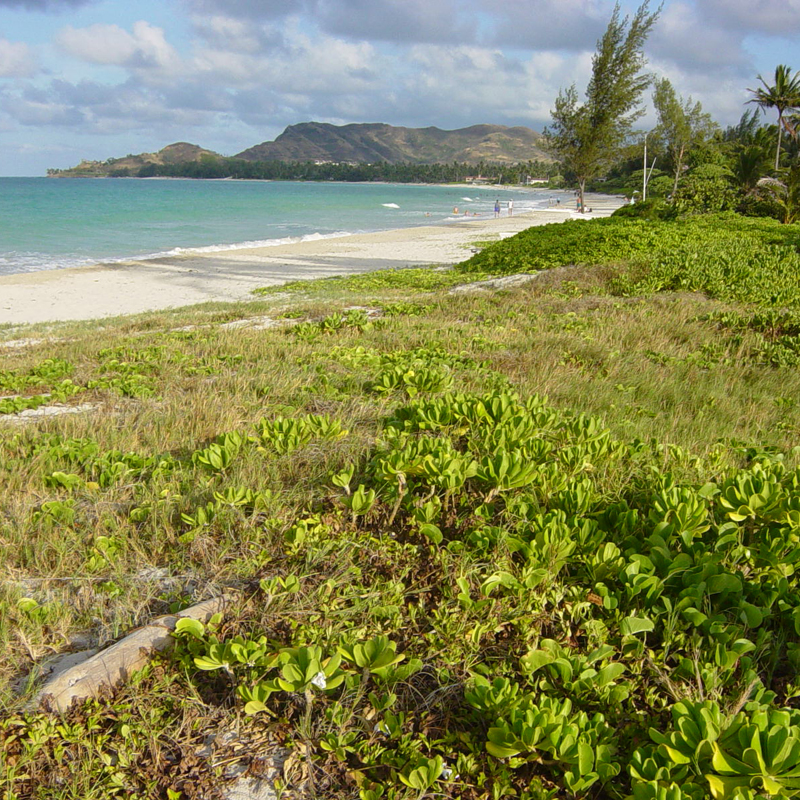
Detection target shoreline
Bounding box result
[0,193,623,327]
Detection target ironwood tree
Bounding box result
[545,1,660,212]
[652,77,718,197]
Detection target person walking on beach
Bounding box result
[494,199,500,218]
[508,199,514,216]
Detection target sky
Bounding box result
[1,0,799,176]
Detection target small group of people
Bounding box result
[493,199,513,218]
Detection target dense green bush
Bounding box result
[672,165,738,214]
[611,199,675,220]
[738,191,785,222]
[461,213,800,308]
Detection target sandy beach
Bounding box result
[0,194,623,326]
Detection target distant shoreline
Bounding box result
[44,173,553,191]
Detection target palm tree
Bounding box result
[747,64,800,171]
[734,145,771,193]
[756,167,800,223]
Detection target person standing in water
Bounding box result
[508,199,514,216]
[494,199,500,218]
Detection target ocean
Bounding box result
[0,178,562,277]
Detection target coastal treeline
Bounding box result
[109,158,558,184]
[546,0,800,222]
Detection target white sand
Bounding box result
[0,195,623,326]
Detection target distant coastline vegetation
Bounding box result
[48,155,560,185]
[47,121,559,185]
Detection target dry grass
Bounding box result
[2,260,800,796]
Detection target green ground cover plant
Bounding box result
[252,265,490,299]
[3,216,800,798]
[460,214,800,308]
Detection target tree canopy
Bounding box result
[652,77,717,196]
[747,64,800,170]
[545,1,660,211]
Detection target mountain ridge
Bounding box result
[49,122,553,177]
[235,122,550,164]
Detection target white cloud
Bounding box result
[0,37,36,77]
[192,27,382,95]
[57,21,181,74]
[315,0,474,44]
[648,61,751,128]
[398,44,583,128]
[189,14,282,54]
[0,0,91,9]
[182,0,304,20]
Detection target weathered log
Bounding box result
[35,595,231,713]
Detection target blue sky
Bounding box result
[1,0,799,176]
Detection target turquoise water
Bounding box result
[0,178,558,276]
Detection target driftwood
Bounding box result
[35,595,231,713]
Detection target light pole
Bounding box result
[642,132,657,202]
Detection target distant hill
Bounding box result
[236,122,551,165]
[49,123,554,178]
[48,143,222,178]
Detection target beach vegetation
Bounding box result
[545,1,660,212]
[125,157,559,185]
[252,264,490,298]
[747,65,800,171]
[461,213,800,308]
[652,78,718,197]
[6,214,800,796]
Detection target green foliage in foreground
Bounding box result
[461,214,800,308]
[5,256,800,797]
[8,378,800,798]
[168,389,800,799]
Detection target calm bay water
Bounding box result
[0,178,559,276]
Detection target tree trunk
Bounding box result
[578,179,586,213]
[776,114,784,172]
[34,595,233,713]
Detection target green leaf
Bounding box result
[578,742,594,775]
[739,602,764,628]
[682,607,708,626]
[706,774,750,799]
[174,618,205,639]
[621,616,655,635]
[707,573,742,595]
[486,732,522,759]
[596,662,626,686]
[520,650,556,674]
[419,523,443,544]
[711,744,750,775]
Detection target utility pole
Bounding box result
[642,132,657,202]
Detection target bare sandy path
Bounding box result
[0,196,622,326]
